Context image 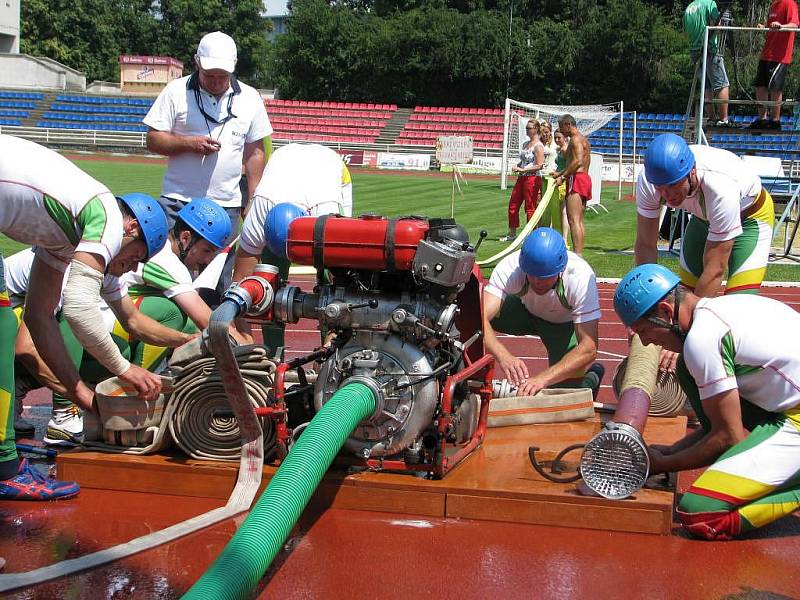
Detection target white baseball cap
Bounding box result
[196,31,237,73]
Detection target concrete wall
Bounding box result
[0,54,86,90]
[0,0,19,53]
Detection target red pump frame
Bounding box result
[248,265,494,478]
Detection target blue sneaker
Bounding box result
[0,458,80,501]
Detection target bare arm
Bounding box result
[481,291,529,385]
[649,389,748,474]
[233,247,260,283]
[108,295,195,348]
[695,238,733,297]
[243,140,267,201]
[146,128,220,157]
[23,257,94,410]
[517,318,599,396]
[171,290,250,344]
[634,214,661,265]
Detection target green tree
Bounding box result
[157,0,272,87]
[20,0,159,82]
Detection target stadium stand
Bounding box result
[264,98,397,144]
[0,87,797,163]
[588,113,800,162]
[396,105,504,149]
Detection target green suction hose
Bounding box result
[183,381,377,600]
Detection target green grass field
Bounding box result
[2,156,798,281]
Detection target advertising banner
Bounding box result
[335,149,365,166]
[440,156,502,175]
[377,152,431,171]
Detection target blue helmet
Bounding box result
[644,133,695,186]
[117,193,168,258]
[519,227,568,278]
[614,264,680,327]
[265,202,306,259]
[177,197,232,249]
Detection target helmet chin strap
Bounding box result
[645,289,686,342]
[178,234,198,263]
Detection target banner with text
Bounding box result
[335,149,365,166]
[436,136,474,165]
[377,152,431,171]
[440,156,503,175]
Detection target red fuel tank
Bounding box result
[287,215,429,271]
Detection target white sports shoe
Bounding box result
[43,405,84,446]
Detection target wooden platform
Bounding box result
[58,415,686,535]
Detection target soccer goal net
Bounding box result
[500,98,625,192]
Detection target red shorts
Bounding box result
[567,172,592,202]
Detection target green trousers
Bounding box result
[491,294,595,387]
[0,253,17,464]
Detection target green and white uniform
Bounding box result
[636,145,774,294]
[0,135,125,466]
[117,244,198,370]
[674,294,800,539]
[485,251,601,379]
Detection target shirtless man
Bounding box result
[554,114,592,255]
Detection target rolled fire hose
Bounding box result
[612,357,688,418]
[0,300,266,593]
[84,346,277,458]
[168,347,276,460]
[183,381,378,600]
[488,379,595,426]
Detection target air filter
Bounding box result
[579,421,649,499]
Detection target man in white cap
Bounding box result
[143,31,272,233]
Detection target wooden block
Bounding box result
[309,482,445,517]
[58,451,242,499]
[56,414,685,535]
[446,493,672,535]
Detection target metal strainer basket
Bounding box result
[579,421,650,500]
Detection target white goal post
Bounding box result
[500,98,630,204]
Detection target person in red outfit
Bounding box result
[751,0,799,129]
[501,119,545,242]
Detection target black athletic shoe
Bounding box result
[766,119,782,130]
[747,118,767,129]
[583,362,605,400]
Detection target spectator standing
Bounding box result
[684,0,731,126]
[501,119,544,242]
[144,31,272,230]
[554,114,592,255]
[751,0,799,129]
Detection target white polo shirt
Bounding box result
[240,143,353,255]
[0,135,124,271]
[143,74,273,208]
[485,251,602,325]
[684,295,800,413]
[636,145,762,243]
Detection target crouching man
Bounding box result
[615,263,800,540]
[482,227,604,397]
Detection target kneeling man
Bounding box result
[615,263,800,540]
[483,227,604,397]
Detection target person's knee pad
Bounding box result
[677,508,741,541]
